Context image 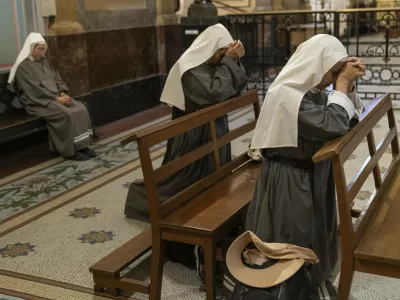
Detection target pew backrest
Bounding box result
[121,90,260,224]
[313,93,399,253]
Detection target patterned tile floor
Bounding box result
[0,115,170,222]
[0,295,24,300]
[0,109,256,299]
[0,109,399,299]
[0,138,166,222]
[0,294,23,300]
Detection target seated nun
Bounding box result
[124,23,248,276]
[247,34,365,300]
[8,33,96,161]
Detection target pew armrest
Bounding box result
[313,94,392,163]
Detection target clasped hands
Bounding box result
[336,57,366,93]
[56,92,72,106]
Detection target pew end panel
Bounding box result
[312,93,400,300]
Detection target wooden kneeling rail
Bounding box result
[313,93,400,300]
[90,90,261,300]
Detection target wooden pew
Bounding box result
[0,111,46,145]
[312,93,400,300]
[0,81,96,145]
[90,90,261,299]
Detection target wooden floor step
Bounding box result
[90,227,152,277]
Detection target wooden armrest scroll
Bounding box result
[313,93,392,163]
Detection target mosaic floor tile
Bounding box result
[69,208,101,219]
[0,243,35,259]
[0,295,25,300]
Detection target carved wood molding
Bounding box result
[214,0,251,8]
[84,0,147,11]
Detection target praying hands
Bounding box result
[336,56,366,94]
[56,94,72,106]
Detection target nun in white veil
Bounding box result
[9,33,95,161]
[125,24,248,222]
[124,23,248,270]
[246,34,365,299]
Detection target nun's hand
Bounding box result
[236,40,245,58]
[348,57,366,73]
[62,95,72,106]
[336,62,365,94]
[56,96,72,106]
[226,40,245,60]
[56,96,69,106]
[338,61,366,83]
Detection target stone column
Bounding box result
[46,0,89,97]
[156,0,181,74]
[156,0,180,26]
[281,0,304,10]
[48,0,84,35]
[254,0,272,11]
[254,0,286,11]
[254,0,285,11]
[179,0,194,17]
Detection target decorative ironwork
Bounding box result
[219,7,400,99]
[360,43,400,58]
[360,64,400,85]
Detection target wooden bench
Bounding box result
[313,93,400,300]
[0,81,96,145]
[90,90,261,299]
[0,110,47,145]
[0,81,46,145]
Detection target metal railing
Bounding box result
[218,8,400,102]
